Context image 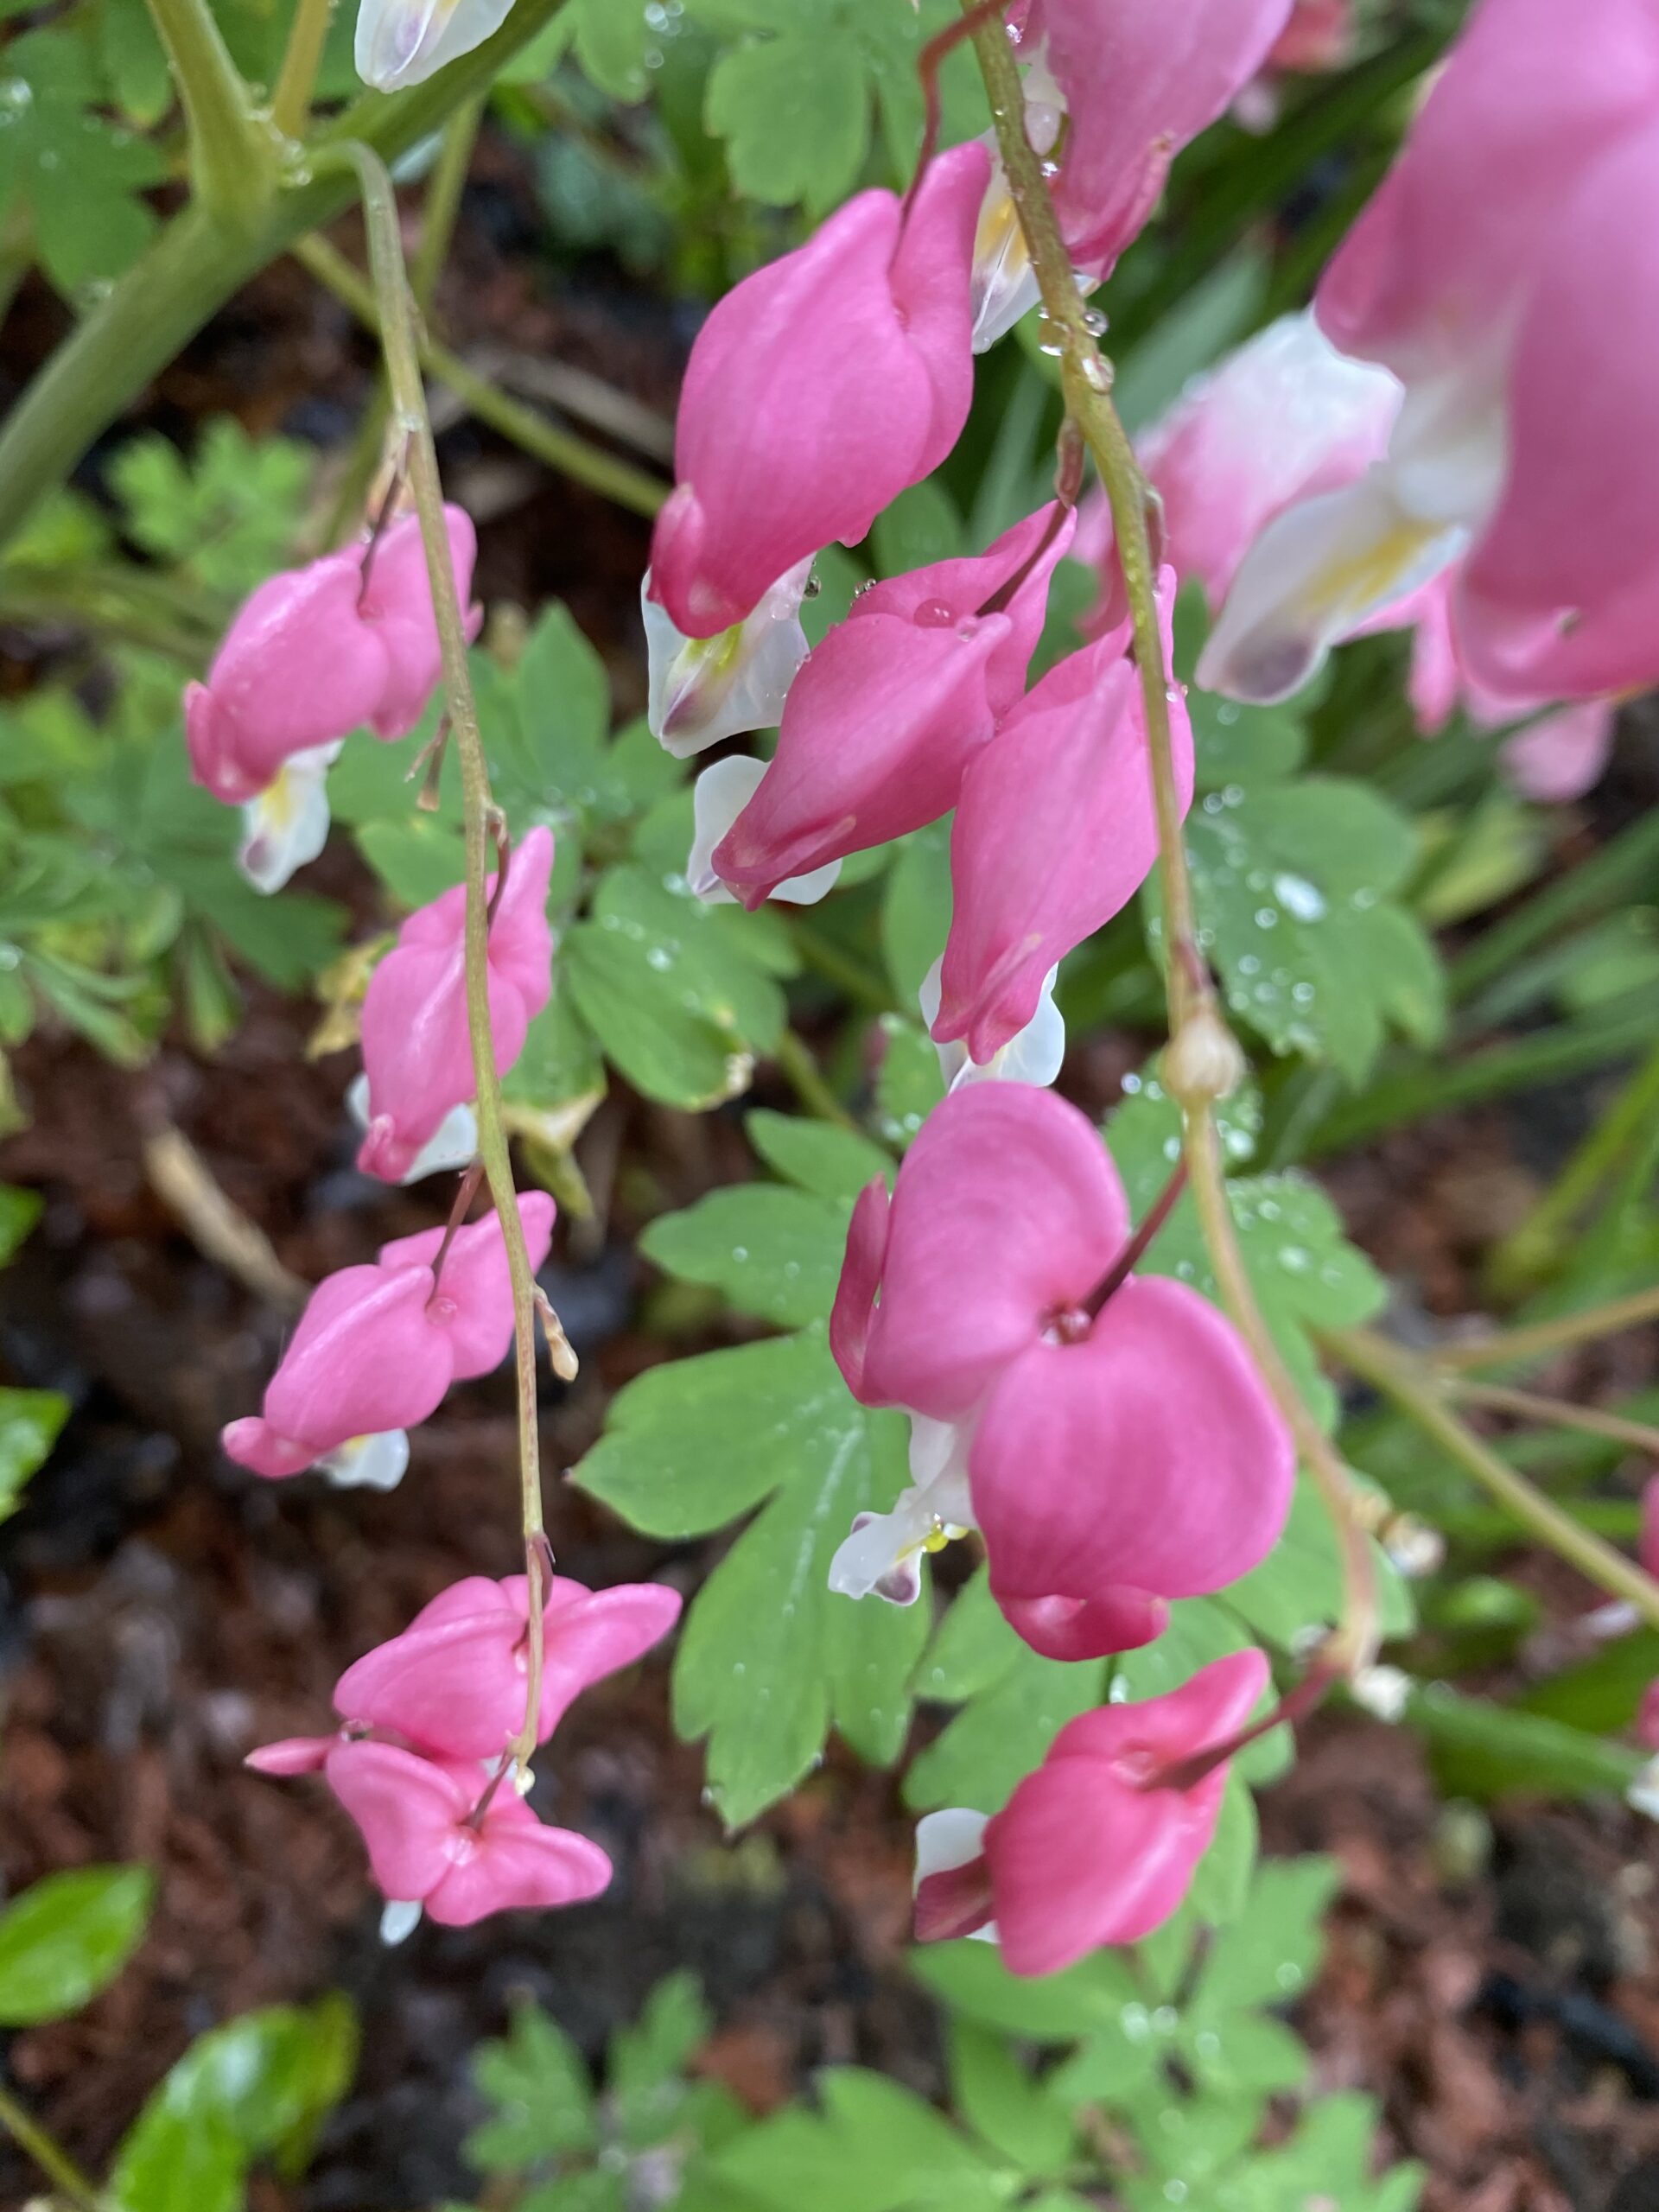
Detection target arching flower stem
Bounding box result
[965,2,1379,1675]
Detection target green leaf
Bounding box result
[467,2000,597,2172]
[1156,773,1445,1084]
[745,1109,890,1205]
[713,2068,1002,2212]
[881,823,952,1008]
[870,481,965,580]
[0,30,165,298]
[1106,1072,1388,1432]
[706,35,869,211]
[641,1183,849,1328]
[0,1181,41,1264]
[1408,1679,1649,1802]
[503,981,607,1116]
[108,421,313,595]
[1188,1859,1338,2015]
[911,1940,1143,2045]
[1519,1628,1659,1736]
[566,864,788,1109]
[609,1971,710,2145]
[874,1016,946,1149]
[575,1331,926,1822]
[563,0,656,99]
[113,1999,359,2201]
[905,1613,1105,1815]
[0,1865,153,2024]
[947,2021,1073,2176]
[0,1386,67,1519]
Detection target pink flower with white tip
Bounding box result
[648,145,987,638]
[711,505,1076,907]
[830,1086,1292,1659]
[356,825,555,1185]
[325,1741,611,1928]
[913,1649,1269,1974]
[219,1194,555,1485]
[1203,0,1659,707]
[334,1573,682,1760]
[185,510,478,891]
[931,572,1192,1068]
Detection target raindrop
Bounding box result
[1273,871,1326,922]
[913,598,956,628]
[1254,906,1279,930]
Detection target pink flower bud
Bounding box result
[185,510,478,804]
[1033,0,1294,276]
[324,1740,611,1927]
[830,1086,1291,1661]
[356,825,555,1185]
[220,1194,555,1480]
[712,505,1075,905]
[914,1650,1269,1974]
[932,572,1192,1067]
[648,145,988,638]
[334,1573,682,1760]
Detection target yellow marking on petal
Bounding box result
[1299,517,1445,626]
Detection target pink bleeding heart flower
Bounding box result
[931,571,1192,1067]
[324,1740,612,1927]
[649,144,988,638]
[356,824,555,1185]
[1138,311,1402,610]
[1205,0,1659,705]
[220,1193,556,1481]
[711,505,1077,906]
[185,509,478,805]
[334,1573,683,1760]
[913,1650,1269,1974]
[1028,0,1294,278]
[831,1086,1291,1659]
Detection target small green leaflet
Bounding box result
[711,2068,1007,2212]
[683,0,988,213]
[0,1865,153,2025]
[468,2000,599,2172]
[0,30,164,298]
[0,1386,67,1520]
[109,421,314,598]
[575,1118,925,1824]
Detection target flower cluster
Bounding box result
[1196,0,1659,737]
[249,1572,680,1930]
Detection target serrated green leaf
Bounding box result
[713,2068,1001,2212]
[912,1566,1024,1705]
[911,1939,1143,2046]
[1156,774,1445,1084]
[503,979,606,1114]
[706,35,868,211]
[467,2000,597,2172]
[577,1331,925,1822]
[109,421,313,594]
[609,1971,709,2145]
[1188,1858,1338,2016]
[0,1865,152,2024]
[904,1637,1105,1815]
[0,32,165,299]
[0,1386,67,1518]
[745,1109,890,1205]
[641,1183,848,1328]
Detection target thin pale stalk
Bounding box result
[340,139,550,1778]
[1487,1039,1659,1300]
[967,8,1377,1669]
[143,0,274,224]
[1433,1284,1659,1376]
[1447,1378,1659,1459]
[773,1030,859,1133]
[1328,1325,1659,1630]
[0,2081,105,2212]
[270,0,337,138]
[295,234,668,518]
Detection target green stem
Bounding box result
[321,98,484,546]
[143,0,275,224]
[1446,1377,1659,1459]
[1433,1283,1659,1376]
[0,0,572,555]
[0,563,225,663]
[1451,808,1659,1006]
[772,1030,859,1132]
[1328,1325,1659,1630]
[788,917,894,1014]
[969,8,1377,1671]
[270,0,338,139]
[1486,1039,1659,1300]
[295,234,668,518]
[340,138,549,1778]
[0,2080,104,2212]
